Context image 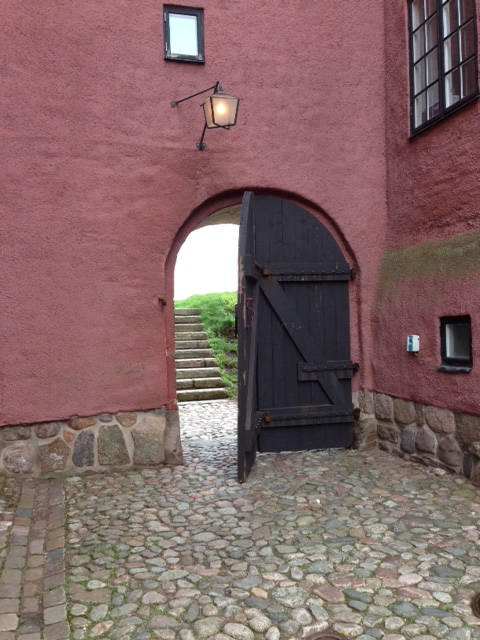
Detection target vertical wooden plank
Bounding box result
[237,191,258,483]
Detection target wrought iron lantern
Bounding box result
[202,88,239,129]
[171,81,240,150]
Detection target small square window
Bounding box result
[439,315,472,372]
[164,6,204,63]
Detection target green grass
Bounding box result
[175,292,237,397]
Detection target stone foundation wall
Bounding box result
[359,390,480,485]
[3,392,479,483]
[352,391,378,451]
[0,408,182,475]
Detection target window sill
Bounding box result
[437,364,472,374]
[165,55,204,64]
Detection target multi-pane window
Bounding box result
[164,6,204,63]
[409,0,478,132]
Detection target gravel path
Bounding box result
[61,400,480,640]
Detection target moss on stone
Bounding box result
[375,229,480,304]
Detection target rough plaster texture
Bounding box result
[372,3,480,414]
[373,231,480,414]
[1,1,387,426]
[384,3,480,247]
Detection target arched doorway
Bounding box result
[171,206,240,466]
[165,189,358,482]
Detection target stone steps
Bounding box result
[175,331,208,341]
[175,323,205,332]
[175,339,210,349]
[177,388,229,402]
[174,348,214,359]
[176,376,225,389]
[174,308,228,402]
[175,315,203,324]
[176,357,218,369]
[176,366,222,379]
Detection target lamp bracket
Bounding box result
[171,81,221,108]
[171,81,234,150]
[196,122,208,151]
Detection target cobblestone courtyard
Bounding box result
[1,399,480,640]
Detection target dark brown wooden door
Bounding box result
[237,193,355,482]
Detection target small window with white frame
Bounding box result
[439,315,472,372]
[164,5,204,63]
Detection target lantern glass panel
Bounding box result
[211,94,238,127]
[202,98,214,128]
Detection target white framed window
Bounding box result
[409,0,478,133]
[164,6,204,63]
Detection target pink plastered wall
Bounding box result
[373,1,480,413]
[1,1,388,425]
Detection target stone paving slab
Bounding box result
[0,474,67,640]
[0,474,22,637]
[60,400,480,640]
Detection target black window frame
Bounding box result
[438,314,473,373]
[163,5,204,64]
[408,0,479,135]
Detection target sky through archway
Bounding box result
[174,224,239,300]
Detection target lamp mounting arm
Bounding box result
[171,81,221,108]
[196,122,208,151]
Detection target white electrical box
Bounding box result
[406,335,420,352]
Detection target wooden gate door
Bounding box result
[237,193,355,482]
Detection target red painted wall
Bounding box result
[2,1,388,425]
[373,1,480,413]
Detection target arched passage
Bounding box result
[174,223,239,300]
[165,189,362,475]
[174,221,239,401]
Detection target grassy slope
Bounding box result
[175,292,237,397]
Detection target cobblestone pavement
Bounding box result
[2,399,480,640]
[178,399,237,474]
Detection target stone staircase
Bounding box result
[175,308,229,402]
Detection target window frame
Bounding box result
[163,5,205,64]
[408,0,479,135]
[438,314,473,373]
